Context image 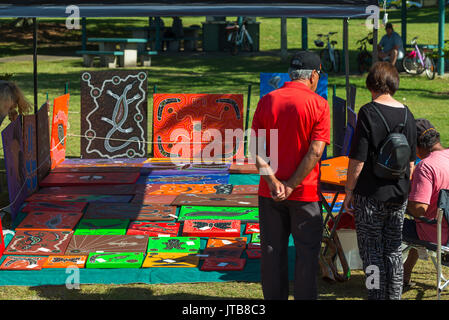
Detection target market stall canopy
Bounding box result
[0,0,378,18]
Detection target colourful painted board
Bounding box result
[178,206,259,222]
[320,156,349,187]
[22,114,38,196]
[245,223,260,234]
[229,162,258,174]
[182,220,241,237]
[65,234,149,255]
[16,211,84,231]
[201,248,244,259]
[137,174,229,185]
[232,185,259,195]
[138,184,233,195]
[59,158,146,167]
[172,194,258,207]
[37,101,51,183]
[39,172,140,187]
[247,242,261,250]
[0,256,48,270]
[22,201,87,213]
[147,236,200,254]
[86,252,144,268]
[25,193,133,203]
[37,184,137,195]
[142,252,199,268]
[51,166,141,173]
[2,116,27,220]
[206,237,247,250]
[43,255,87,268]
[4,230,73,256]
[201,258,246,271]
[0,219,4,257]
[81,70,148,159]
[322,192,346,213]
[251,233,261,243]
[50,94,69,169]
[246,248,261,259]
[131,194,177,205]
[74,219,129,235]
[84,203,177,221]
[127,222,179,237]
[153,93,244,159]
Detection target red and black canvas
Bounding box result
[84,203,177,221]
[206,237,247,249]
[51,166,141,173]
[232,185,259,195]
[246,248,261,259]
[22,201,87,213]
[65,234,149,255]
[127,222,180,237]
[182,220,241,237]
[245,223,260,234]
[37,184,137,195]
[200,258,246,271]
[80,70,148,159]
[16,211,84,231]
[247,242,261,250]
[172,193,258,207]
[131,194,177,205]
[201,247,244,259]
[153,93,244,159]
[4,230,73,255]
[39,172,140,187]
[0,256,48,270]
[229,161,258,174]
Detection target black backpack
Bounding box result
[371,103,411,180]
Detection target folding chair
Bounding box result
[402,189,449,300]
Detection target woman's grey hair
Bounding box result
[288,68,313,81]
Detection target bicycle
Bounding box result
[356,32,373,74]
[402,36,436,80]
[314,32,340,73]
[225,17,254,56]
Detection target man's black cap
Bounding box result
[290,51,322,71]
[416,118,437,139]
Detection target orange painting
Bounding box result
[320,156,349,186]
[50,94,69,169]
[206,237,247,249]
[43,255,87,268]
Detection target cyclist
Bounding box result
[377,23,405,67]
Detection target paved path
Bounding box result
[0,54,79,63]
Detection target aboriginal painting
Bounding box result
[80,70,148,159]
[4,230,73,255]
[201,258,246,271]
[229,162,258,174]
[139,184,233,195]
[65,234,149,255]
[127,222,180,237]
[84,203,177,221]
[231,185,258,195]
[39,172,140,187]
[178,206,259,222]
[245,223,260,234]
[0,256,48,270]
[22,114,38,196]
[131,194,177,205]
[172,194,258,207]
[74,219,130,235]
[26,193,133,203]
[246,248,261,259]
[43,255,87,268]
[2,116,27,219]
[153,94,244,160]
[37,101,51,183]
[22,201,87,213]
[58,158,145,167]
[86,252,144,268]
[182,220,241,237]
[50,94,69,169]
[201,248,244,259]
[137,174,229,185]
[142,252,199,268]
[16,211,84,231]
[205,237,247,250]
[146,236,200,254]
[36,184,137,195]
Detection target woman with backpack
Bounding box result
[342,61,417,299]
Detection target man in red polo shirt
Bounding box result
[250,51,330,300]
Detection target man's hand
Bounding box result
[281,181,295,200]
[343,190,355,215]
[267,178,286,202]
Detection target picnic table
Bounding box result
[76,37,157,68]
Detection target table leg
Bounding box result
[99,42,117,68]
[120,43,138,68]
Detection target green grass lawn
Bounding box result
[0,8,449,300]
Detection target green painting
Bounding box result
[74,219,129,235]
[178,206,259,222]
[86,252,144,268]
[251,233,260,243]
[146,236,201,254]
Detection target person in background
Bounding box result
[343,61,417,299]
[250,51,330,300]
[402,119,449,290]
[0,80,30,126]
[377,22,405,67]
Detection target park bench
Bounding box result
[76,50,124,68]
[138,50,158,67]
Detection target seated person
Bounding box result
[377,23,405,66]
[0,80,30,126]
[403,119,449,289]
